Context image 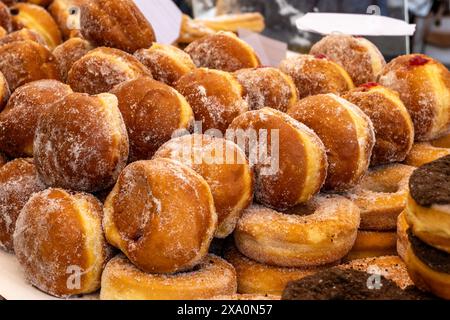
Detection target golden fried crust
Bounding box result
[397,210,409,261]
[345,231,397,261]
[13,188,110,298]
[80,0,155,53]
[53,37,93,81]
[68,47,152,95]
[0,28,46,46]
[34,92,129,192]
[404,143,450,167]
[103,159,217,274]
[110,77,194,161]
[0,1,12,32]
[48,0,85,40]
[100,254,237,300]
[185,31,261,72]
[0,158,45,252]
[0,80,72,158]
[154,134,254,238]
[0,71,10,112]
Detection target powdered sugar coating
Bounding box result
[53,37,94,82]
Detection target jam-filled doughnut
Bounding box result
[234,195,360,267]
[310,35,386,86]
[229,108,327,210]
[288,94,375,192]
[103,158,217,274]
[0,71,9,112]
[154,134,253,238]
[0,159,45,252]
[13,188,110,298]
[397,210,409,261]
[48,0,85,40]
[175,68,248,133]
[405,143,450,167]
[80,0,155,53]
[134,43,196,87]
[185,31,261,72]
[345,230,397,261]
[279,54,354,99]
[343,83,415,165]
[68,47,152,95]
[0,80,72,158]
[378,54,450,141]
[34,92,129,192]
[110,77,194,161]
[234,67,298,112]
[0,28,46,46]
[0,1,12,32]
[53,37,93,81]
[100,254,236,300]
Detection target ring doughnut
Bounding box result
[397,210,409,261]
[0,71,9,112]
[0,28,46,47]
[345,230,397,261]
[53,37,93,81]
[404,143,450,167]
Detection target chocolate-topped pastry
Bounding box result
[408,230,450,274]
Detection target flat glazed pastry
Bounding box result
[378,54,450,141]
[48,0,85,40]
[34,92,129,192]
[196,13,265,33]
[0,28,46,46]
[53,37,93,81]
[13,188,110,298]
[346,230,397,261]
[0,71,10,112]
[405,143,450,167]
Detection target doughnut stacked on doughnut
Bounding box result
[53,37,93,81]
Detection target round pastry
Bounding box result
[175,68,248,133]
[346,164,415,231]
[100,254,236,300]
[279,54,354,99]
[310,34,386,86]
[229,108,327,210]
[0,71,10,112]
[53,37,93,81]
[185,31,261,72]
[343,83,415,165]
[404,143,450,167]
[0,80,72,158]
[0,1,12,32]
[397,210,409,261]
[234,67,298,112]
[34,92,129,192]
[345,230,397,261]
[234,195,360,267]
[0,158,45,252]
[431,133,450,149]
[103,158,217,274]
[134,43,196,87]
[0,28,46,46]
[110,77,194,162]
[0,40,61,91]
[80,0,155,53]
[154,134,254,238]
[67,47,152,95]
[13,188,110,298]
[288,93,375,192]
[48,0,85,40]
[378,54,450,141]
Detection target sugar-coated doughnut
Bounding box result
[310,35,386,86]
[68,47,152,95]
[234,195,360,267]
[404,143,450,167]
[110,77,194,162]
[378,54,450,141]
[80,0,155,53]
[0,1,12,32]
[0,71,9,112]
[134,43,196,87]
[100,254,236,300]
[154,134,253,238]
[343,83,415,165]
[175,68,248,133]
[185,31,261,72]
[53,37,93,81]
[279,54,354,99]
[13,188,110,298]
[234,67,298,112]
[288,93,375,192]
[103,158,217,274]
[345,230,397,261]
[0,28,46,46]
[229,108,327,210]
[0,80,72,158]
[397,210,409,261]
[34,92,129,192]
[48,0,85,40]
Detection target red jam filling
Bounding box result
[409,55,430,67]
[360,82,379,91]
[314,54,327,60]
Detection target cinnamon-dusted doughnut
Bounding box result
[234,195,360,267]
[0,80,72,158]
[134,43,196,86]
[397,210,409,261]
[234,67,298,112]
[405,143,450,167]
[0,159,45,252]
[0,71,9,112]
[185,31,261,72]
[378,54,450,141]
[0,28,46,46]
[175,68,248,133]
[68,47,152,95]
[229,108,327,210]
[34,92,129,192]
[0,40,60,91]
[100,254,236,300]
[0,1,12,32]
[310,35,386,86]
[154,134,253,238]
[13,188,110,298]
[48,0,84,40]
[343,83,415,165]
[110,77,194,161]
[103,158,217,274]
[279,54,354,99]
[53,37,93,81]
[288,94,375,192]
[345,230,397,261]
[80,0,155,53]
